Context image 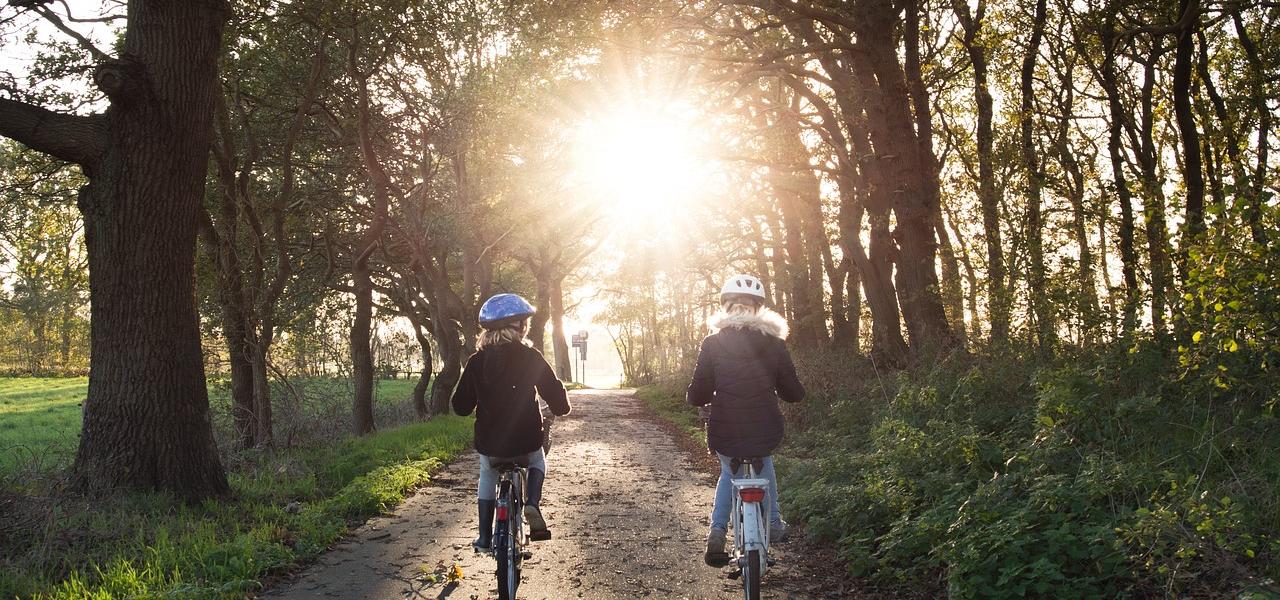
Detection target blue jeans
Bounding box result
[477,449,545,501]
[709,453,781,531]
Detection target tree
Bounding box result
[0,0,231,499]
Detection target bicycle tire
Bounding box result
[494,480,519,600]
[742,549,761,600]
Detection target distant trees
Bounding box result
[0,143,89,374]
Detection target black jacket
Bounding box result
[452,342,571,457]
[686,311,805,458]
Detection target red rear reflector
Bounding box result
[496,506,509,520]
[739,487,766,503]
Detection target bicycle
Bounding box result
[726,456,772,600]
[484,413,555,600]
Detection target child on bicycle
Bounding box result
[452,293,572,551]
[687,274,805,567]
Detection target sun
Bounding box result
[572,104,712,226]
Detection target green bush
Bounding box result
[776,349,1279,597]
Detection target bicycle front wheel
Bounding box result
[742,549,761,600]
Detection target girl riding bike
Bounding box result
[686,274,805,567]
[452,293,572,551]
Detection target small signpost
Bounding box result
[570,330,589,384]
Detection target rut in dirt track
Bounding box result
[263,389,853,599]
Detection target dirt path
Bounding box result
[263,389,851,599]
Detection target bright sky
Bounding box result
[556,95,726,387]
[570,100,717,230]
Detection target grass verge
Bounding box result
[0,415,473,599]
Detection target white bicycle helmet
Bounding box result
[720,274,766,304]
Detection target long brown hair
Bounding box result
[477,319,530,350]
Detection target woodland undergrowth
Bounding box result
[641,343,1278,598]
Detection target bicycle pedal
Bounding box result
[521,551,533,560]
[726,569,742,580]
[767,558,777,567]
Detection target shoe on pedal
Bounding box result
[770,519,789,542]
[704,527,730,568]
[472,537,491,553]
[524,505,551,541]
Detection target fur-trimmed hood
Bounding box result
[707,308,789,339]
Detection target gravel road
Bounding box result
[263,389,853,599]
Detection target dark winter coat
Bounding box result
[452,342,571,457]
[686,310,805,458]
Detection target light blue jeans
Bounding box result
[709,453,781,532]
[477,449,545,501]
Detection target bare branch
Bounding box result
[0,97,104,168]
[32,4,113,63]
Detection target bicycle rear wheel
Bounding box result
[497,540,520,599]
[494,482,521,600]
[742,549,761,600]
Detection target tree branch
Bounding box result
[0,97,104,168]
[32,4,113,63]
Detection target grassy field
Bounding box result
[0,376,424,474]
[0,377,87,471]
[0,375,472,599]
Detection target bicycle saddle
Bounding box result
[729,456,765,473]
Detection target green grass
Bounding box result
[0,377,87,471]
[0,376,424,474]
[373,377,418,404]
[1,414,474,600]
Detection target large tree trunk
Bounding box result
[61,0,232,499]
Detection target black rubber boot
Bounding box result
[474,499,495,552]
[525,468,551,541]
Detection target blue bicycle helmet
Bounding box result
[478,293,536,328]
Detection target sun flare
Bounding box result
[572,105,712,226]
